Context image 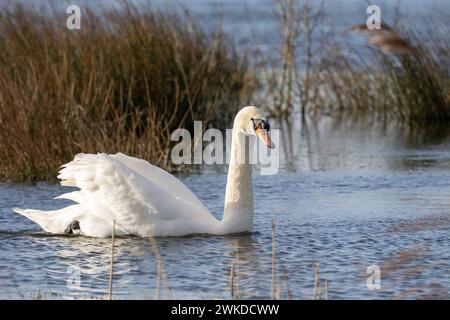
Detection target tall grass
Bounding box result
[1,1,448,182]
[0,3,254,181]
[259,0,450,126]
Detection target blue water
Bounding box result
[1,121,450,299]
[0,0,449,300]
[11,0,450,54]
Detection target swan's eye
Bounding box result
[251,118,270,132]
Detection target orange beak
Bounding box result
[256,128,275,149]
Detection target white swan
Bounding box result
[13,106,274,237]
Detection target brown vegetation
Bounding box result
[0,3,253,181]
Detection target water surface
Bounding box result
[0,0,449,300]
[1,120,450,299]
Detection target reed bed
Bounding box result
[0,3,253,181]
[0,1,448,182]
[259,0,450,126]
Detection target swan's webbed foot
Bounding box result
[65,220,80,234]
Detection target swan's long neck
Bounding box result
[220,129,254,234]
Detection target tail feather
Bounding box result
[60,178,77,187]
[12,205,83,234]
[55,191,83,204]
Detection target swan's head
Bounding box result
[234,106,274,149]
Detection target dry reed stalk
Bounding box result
[230,263,235,299]
[235,241,240,297]
[276,284,282,300]
[156,261,162,300]
[286,283,292,300]
[283,270,293,300]
[271,219,276,300]
[229,240,241,299]
[108,220,116,300]
[149,236,171,299]
[313,263,320,300]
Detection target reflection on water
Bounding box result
[1,119,450,299]
[277,115,450,173]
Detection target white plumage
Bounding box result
[13,106,273,237]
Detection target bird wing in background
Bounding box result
[346,22,417,55]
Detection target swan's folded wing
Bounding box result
[57,153,215,236]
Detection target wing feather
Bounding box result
[57,153,217,236]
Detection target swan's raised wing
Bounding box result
[57,153,217,236]
[110,153,207,209]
